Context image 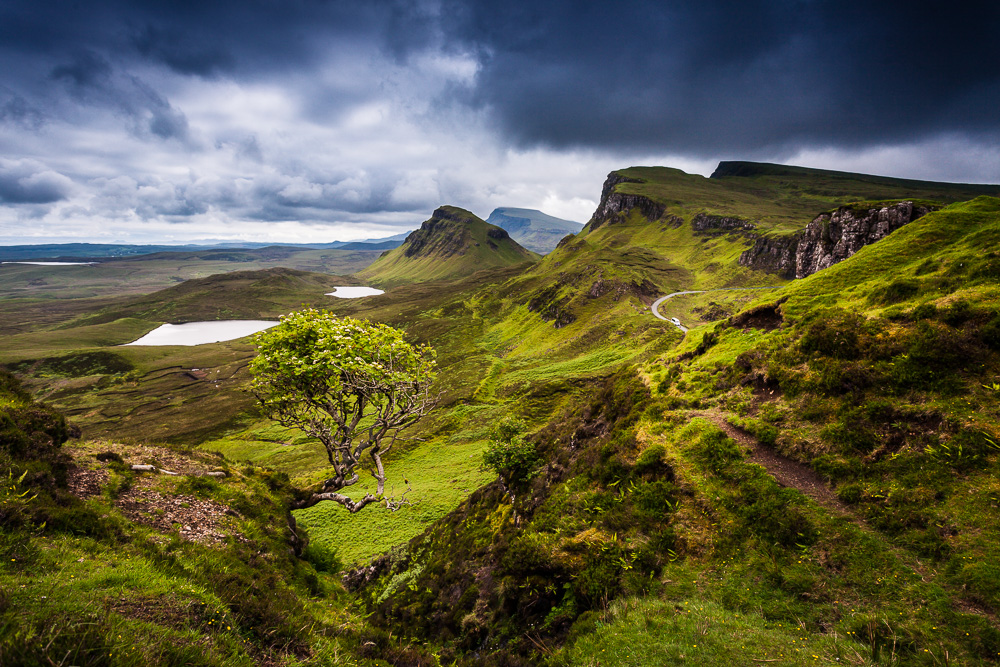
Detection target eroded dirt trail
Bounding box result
[689,409,1000,628]
[692,408,851,515]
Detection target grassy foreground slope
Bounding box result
[0,367,395,667]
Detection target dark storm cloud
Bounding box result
[0,0,432,78]
[3,0,998,156]
[438,0,1000,154]
[1,0,998,243]
[48,50,192,142]
[0,160,73,204]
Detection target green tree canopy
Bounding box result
[249,308,437,513]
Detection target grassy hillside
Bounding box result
[603,162,998,236]
[0,367,396,666]
[360,206,539,286]
[347,196,1000,665]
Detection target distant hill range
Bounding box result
[484,207,583,254]
[360,205,539,285]
[0,233,409,262]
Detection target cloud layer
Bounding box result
[0,0,997,243]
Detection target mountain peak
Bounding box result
[359,205,539,285]
[485,207,583,254]
[430,205,479,223]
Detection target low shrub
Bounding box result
[481,417,540,489]
[688,428,742,474]
[303,540,342,573]
[837,483,863,504]
[870,279,920,305]
[634,445,671,477]
[799,310,865,359]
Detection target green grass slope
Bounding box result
[342,197,1000,665]
[360,206,539,286]
[603,162,998,236]
[515,161,1000,327]
[5,165,1000,666]
[485,207,583,254]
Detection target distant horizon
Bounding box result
[4,156,999,247]
[0,202,589,246]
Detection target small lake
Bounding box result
[125,320,278,346]
[2,261,96,266]
[326,286,384,298]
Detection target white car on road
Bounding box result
[670,317,681,326]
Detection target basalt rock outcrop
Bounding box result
[588,173,666,230]
[739,201,935,279]
[691,213,757,233]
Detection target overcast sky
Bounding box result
[1,0,998,244]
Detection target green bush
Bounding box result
[909,302,938,320]
[481,417,540,488]
[736,483,817,548]
[688,428,742,474]
[634,444,671,477]
[632,479,679,517]
[812,454,854,481]
[941,299,975,325]
[870,279,920,305]
[980,313,1000,351]
[799,310,864,359]
[836,482,863,504]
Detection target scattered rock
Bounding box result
[66,466,108,499]
[691,213,757,233]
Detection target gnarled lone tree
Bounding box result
[249,308,437,513]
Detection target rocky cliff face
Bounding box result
[794,201,932,278]
[738,235,798,277]
[739,201,934,279]
[588,173,666,230]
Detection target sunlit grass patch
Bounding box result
[563,596,872,666]
[294,433,494,565]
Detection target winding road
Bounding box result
[651,287,784,332]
